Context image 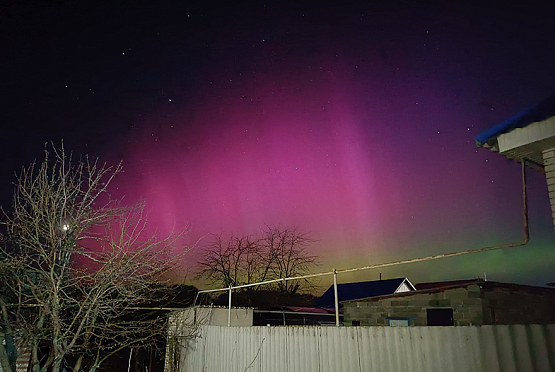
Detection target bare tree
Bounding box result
[0,145,189,372]
[197,227,318,294]
[262,226,318,294]
[196,234,268,288]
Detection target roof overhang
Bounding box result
[476,94,555,169]
[494,116,555,165]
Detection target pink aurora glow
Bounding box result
[108,59,552,285]
[115,73,387,250]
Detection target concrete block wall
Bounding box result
[542,147,555,231]
[343,284,484,326]
[481,287,555,325]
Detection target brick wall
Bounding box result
[343,284,484,326]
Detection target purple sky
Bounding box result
[2,2,555,290]
[111,39,554,288]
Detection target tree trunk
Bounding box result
[0,298,17,371]
[72,354,84,372]
[0,340,14,372]
[51,353,64,372]
[31,338,40,372]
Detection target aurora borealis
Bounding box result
[2,2,555,290]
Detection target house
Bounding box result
[316,277,415,308]
[342,279,555,326]
[475,93,555,229]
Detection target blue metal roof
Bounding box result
[475,94,555,147]
[317,278,412,308]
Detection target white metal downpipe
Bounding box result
[333,269,339,326]
[228,287,232,327]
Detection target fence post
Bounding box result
[228,287,232,327]
[333,269,340,326]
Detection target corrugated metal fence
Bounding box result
[173,324,555,372]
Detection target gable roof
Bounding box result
[316,277,415,308]
[475,93,555,149]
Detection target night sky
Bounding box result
[2,1,555,290]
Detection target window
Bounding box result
[426,308,454,326]
[388,318,410,326]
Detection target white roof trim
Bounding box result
[394,278,416,293]
[498,117,555,153]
